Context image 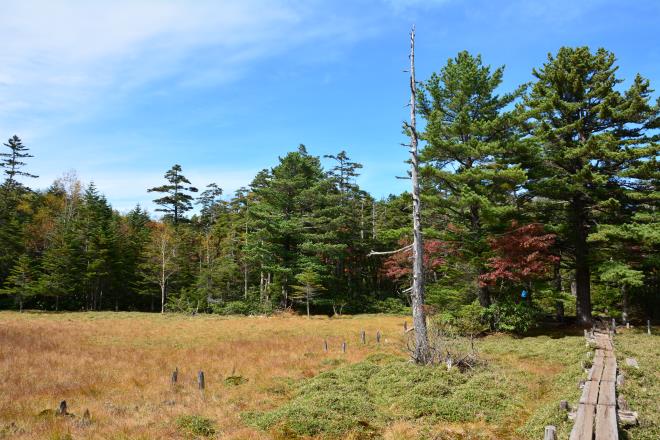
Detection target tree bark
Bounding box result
[408,26,431,364]
[477,273,491,307]
[572,195,592,325]
[621,284,629,324]
[161,283,166,314]
[306,288,310,318]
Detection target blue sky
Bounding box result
[1,0,658,213]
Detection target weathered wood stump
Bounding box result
[544,425,557,440]
[197,371,205,390]
[58,400,67,416]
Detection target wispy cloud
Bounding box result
[0,0,367,138]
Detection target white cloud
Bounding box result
[0,0,365,138]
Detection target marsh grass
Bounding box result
[1,312,655,439]
[247,333,588,439]
[613,327,659,440]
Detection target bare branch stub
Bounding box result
[367,244,412,257]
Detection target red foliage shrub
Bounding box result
[383,239,447,281]
[480,222,559,286]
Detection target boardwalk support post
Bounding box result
[544,425,556,440]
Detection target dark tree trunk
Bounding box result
[621,284,629,324]
[477,285,491,307]
[572,196,592,325]
[554,257,562,292]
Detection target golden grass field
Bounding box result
[0,312,410,439]
[0,312,656,440]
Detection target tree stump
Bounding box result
[342,341,347,353]
[560,400,569,411]
[171,367,178,385]
[323,339,328,352]
[360,330,366,344]
[58,400,67,416]
[376,331,381,343]
[197,371,205,390]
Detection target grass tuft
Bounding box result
[176,415,216,438]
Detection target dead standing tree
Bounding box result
[406,26,431,364]
[369,26,431,364]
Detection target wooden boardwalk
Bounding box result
[570,332,618,440]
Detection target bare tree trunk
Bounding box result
[372,200,376,240]
[360,198,365,240]
[244,218,249,299]
[161,242,166,314]
[161,283,166,314]
[408,26,431,364]
[260,270,264,304]
[621,284,629,324]
[306,287,310,318]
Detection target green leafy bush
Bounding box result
[367,297,410,314]
[210,299,273,316]
[484,300,540,334]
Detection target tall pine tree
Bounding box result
[520,47,658,324]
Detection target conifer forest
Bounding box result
[1,47,657,329]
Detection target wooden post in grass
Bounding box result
[361,330,366,344]
[197,371,205,390]
[171,367,178,385]
[376,331,381,343]
[58,400,67,416]
[403,321,407,333]
[81,409,91,426]
[648,320,651,335]
[323,339,328,352]
[543,425,556,440]
[559,400,569,411]
[342,341,347,353]
[611,318,616,334]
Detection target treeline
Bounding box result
[0,46,658,326]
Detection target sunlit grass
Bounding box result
[1,312,656,439]
[0,311,407,439]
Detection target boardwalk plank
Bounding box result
[573,332,619,440]
[580,380,600,405]
[595,404,618,440]
[589,361,605,382]
[570,403,596,440]
[598,380,616,407]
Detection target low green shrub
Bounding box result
[244,353,526,438]
[176,415,216,437]
[484,300,540,334]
